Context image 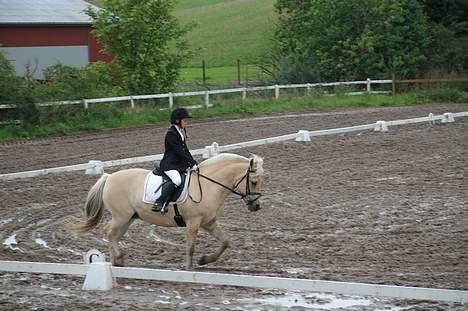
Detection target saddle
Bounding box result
[152,160,187,203]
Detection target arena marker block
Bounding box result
[295,130,311,142]
[85,160,104,175]
[82,249,113,290]
[441,112,455,123]
[82,262,113,290]
[202,142,219,159]
[374,120,388,132]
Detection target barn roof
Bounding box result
[0,0,97,25]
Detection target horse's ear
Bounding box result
[249,158,254,168]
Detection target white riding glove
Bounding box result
[191,164,198,171]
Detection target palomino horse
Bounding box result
[74,153,263,270]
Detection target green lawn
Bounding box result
[2,88,466,142]
[179,64,267,84]
[174,0,277,68]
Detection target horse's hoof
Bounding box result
[198,255,209,266]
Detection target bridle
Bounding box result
[189,167,262,206]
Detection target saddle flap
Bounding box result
[142,172,190,205]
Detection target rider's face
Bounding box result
[180,118,189,129]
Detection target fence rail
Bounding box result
[0,78,395,111]
[0,260,466,302]
[1,78,466,112]
[0,111,466,181]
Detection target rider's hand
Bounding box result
[191,164,198,171]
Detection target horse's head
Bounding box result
[198,153,264,211]
[242,154,264,212]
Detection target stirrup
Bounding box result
[152,201,168,213]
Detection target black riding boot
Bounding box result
[152,180,177,213]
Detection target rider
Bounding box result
[152,107,197,212]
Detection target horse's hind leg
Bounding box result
[199,220,231,266]
[103,217,134,266]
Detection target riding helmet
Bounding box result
[170,107,192,124]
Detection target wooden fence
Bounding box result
[0,78,392,111]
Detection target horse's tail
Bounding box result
[73,173,109,234]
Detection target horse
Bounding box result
[73,153,264,270]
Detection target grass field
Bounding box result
[174,0,277,69]
[179,64,267,84]
[2,88,466,142]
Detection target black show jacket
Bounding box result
[160,125,196,172]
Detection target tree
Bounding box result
[0,52,39,126]
[86,0,194,94]
[273,0,431,82]
[0,51,19,105]
[420,0,468,74]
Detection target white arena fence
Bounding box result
[0,249,467,302]
[0,110,467,181]
[0,78,390,111]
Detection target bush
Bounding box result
[414,87,466,103]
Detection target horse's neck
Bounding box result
[204,161,247,186]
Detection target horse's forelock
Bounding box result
[250,154,264,175]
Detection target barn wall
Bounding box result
[0,26,112,77]
[0,26,89,46]
[0,46,88,78]
[88,33,112,63]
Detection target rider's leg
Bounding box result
[152,170,181,212]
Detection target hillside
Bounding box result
[174,0,277,68]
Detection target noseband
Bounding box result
[189,167,262,206]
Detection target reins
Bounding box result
[188,167,262,205]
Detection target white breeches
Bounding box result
[164,170,182,186]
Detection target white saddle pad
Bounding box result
[142,172,190,205]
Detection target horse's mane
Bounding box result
[200,153,249,167]
[200,153,264,175]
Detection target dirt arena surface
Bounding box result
[0,103,467,310]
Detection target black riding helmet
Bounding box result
[170,107,192,124]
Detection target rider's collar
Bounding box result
[173,124,185,141]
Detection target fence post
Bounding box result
[275,85,280,99]
[130,96,135,110]
[202,60,206,85]
[237,59,241,85]
[366,78,371,93]
[392,73,396,96]
[242,88,247,100]
[204,91,209,108]
[83,99,89,109]
[306,83,311,95]
[169,93,173,109]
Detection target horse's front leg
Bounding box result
[185,218,201,270]
[199,219,231,266]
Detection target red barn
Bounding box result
[0,0,111,78]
